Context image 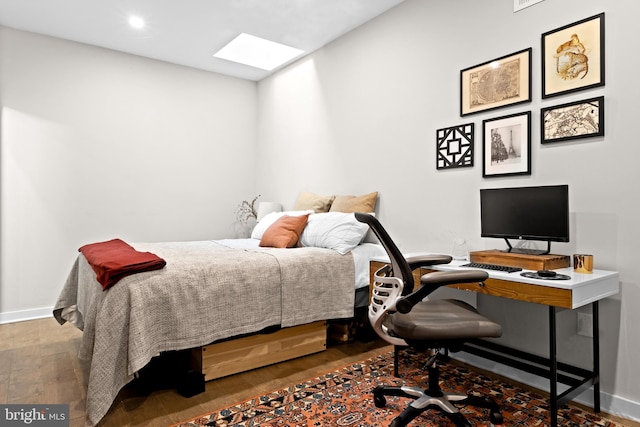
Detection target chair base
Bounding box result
[373,363,503,427]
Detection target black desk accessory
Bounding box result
[520,271,571,280]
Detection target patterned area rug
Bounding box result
[173,349,620,426]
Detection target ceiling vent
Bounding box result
[514,0,544,12]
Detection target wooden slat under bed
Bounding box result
[191,321,327,381]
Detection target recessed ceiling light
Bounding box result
[128,16,145,29]
[213,33,304,71]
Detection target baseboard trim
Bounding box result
[452,352,640,423]
[0,306,54,324]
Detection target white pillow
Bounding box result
[299,212,370,254]
[251,210,313,240]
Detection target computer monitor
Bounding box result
[480,184,569,255]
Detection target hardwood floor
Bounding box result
[2,317,638,427]
[0,317,390,427]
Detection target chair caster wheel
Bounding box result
[373,394,387,408]
[372,385,387,408]
[490,412,504,425]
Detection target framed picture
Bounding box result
[482,111,531,178]
[541,13,605,98]
[541,96,604,144]
[436,123,474,170]
[460,48,531,117]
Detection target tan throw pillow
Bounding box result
[330,191,378,213]
[259,214,310,248]
[293,191,335,213]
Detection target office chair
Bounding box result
[355,213,503,427]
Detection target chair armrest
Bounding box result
[406,254,452,271]
[396,270,489,314]
[421,270,488,286]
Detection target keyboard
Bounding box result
[461,262,522,273]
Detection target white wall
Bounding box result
[2,0,639,420]
[0,27,258,321]
[257,0,640,420]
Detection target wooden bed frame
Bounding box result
[190,320,328,381]
[187,284,371,384]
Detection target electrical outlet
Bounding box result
[577,313,593,338]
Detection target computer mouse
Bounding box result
[537,270,557,278]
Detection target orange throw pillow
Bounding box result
[259,214,310,248]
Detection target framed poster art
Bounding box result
[541,13,605,98]
[541,96,604,144]
[436,123,474,170]
[460,48,531,117]
[482,111,531,178]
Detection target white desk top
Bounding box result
[370,255,620,309]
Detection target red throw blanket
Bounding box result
[79,238,166,290]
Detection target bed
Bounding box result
[53,206,384,427]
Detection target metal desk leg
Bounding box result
[549,306,558,427]
[593,301,601,413]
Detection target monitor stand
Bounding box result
[502,238,550,255]
[470,249,570,270]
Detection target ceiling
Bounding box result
[0,0,405,81]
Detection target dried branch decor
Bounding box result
[235,195,261,226]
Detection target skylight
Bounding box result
[213,33,304,71]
